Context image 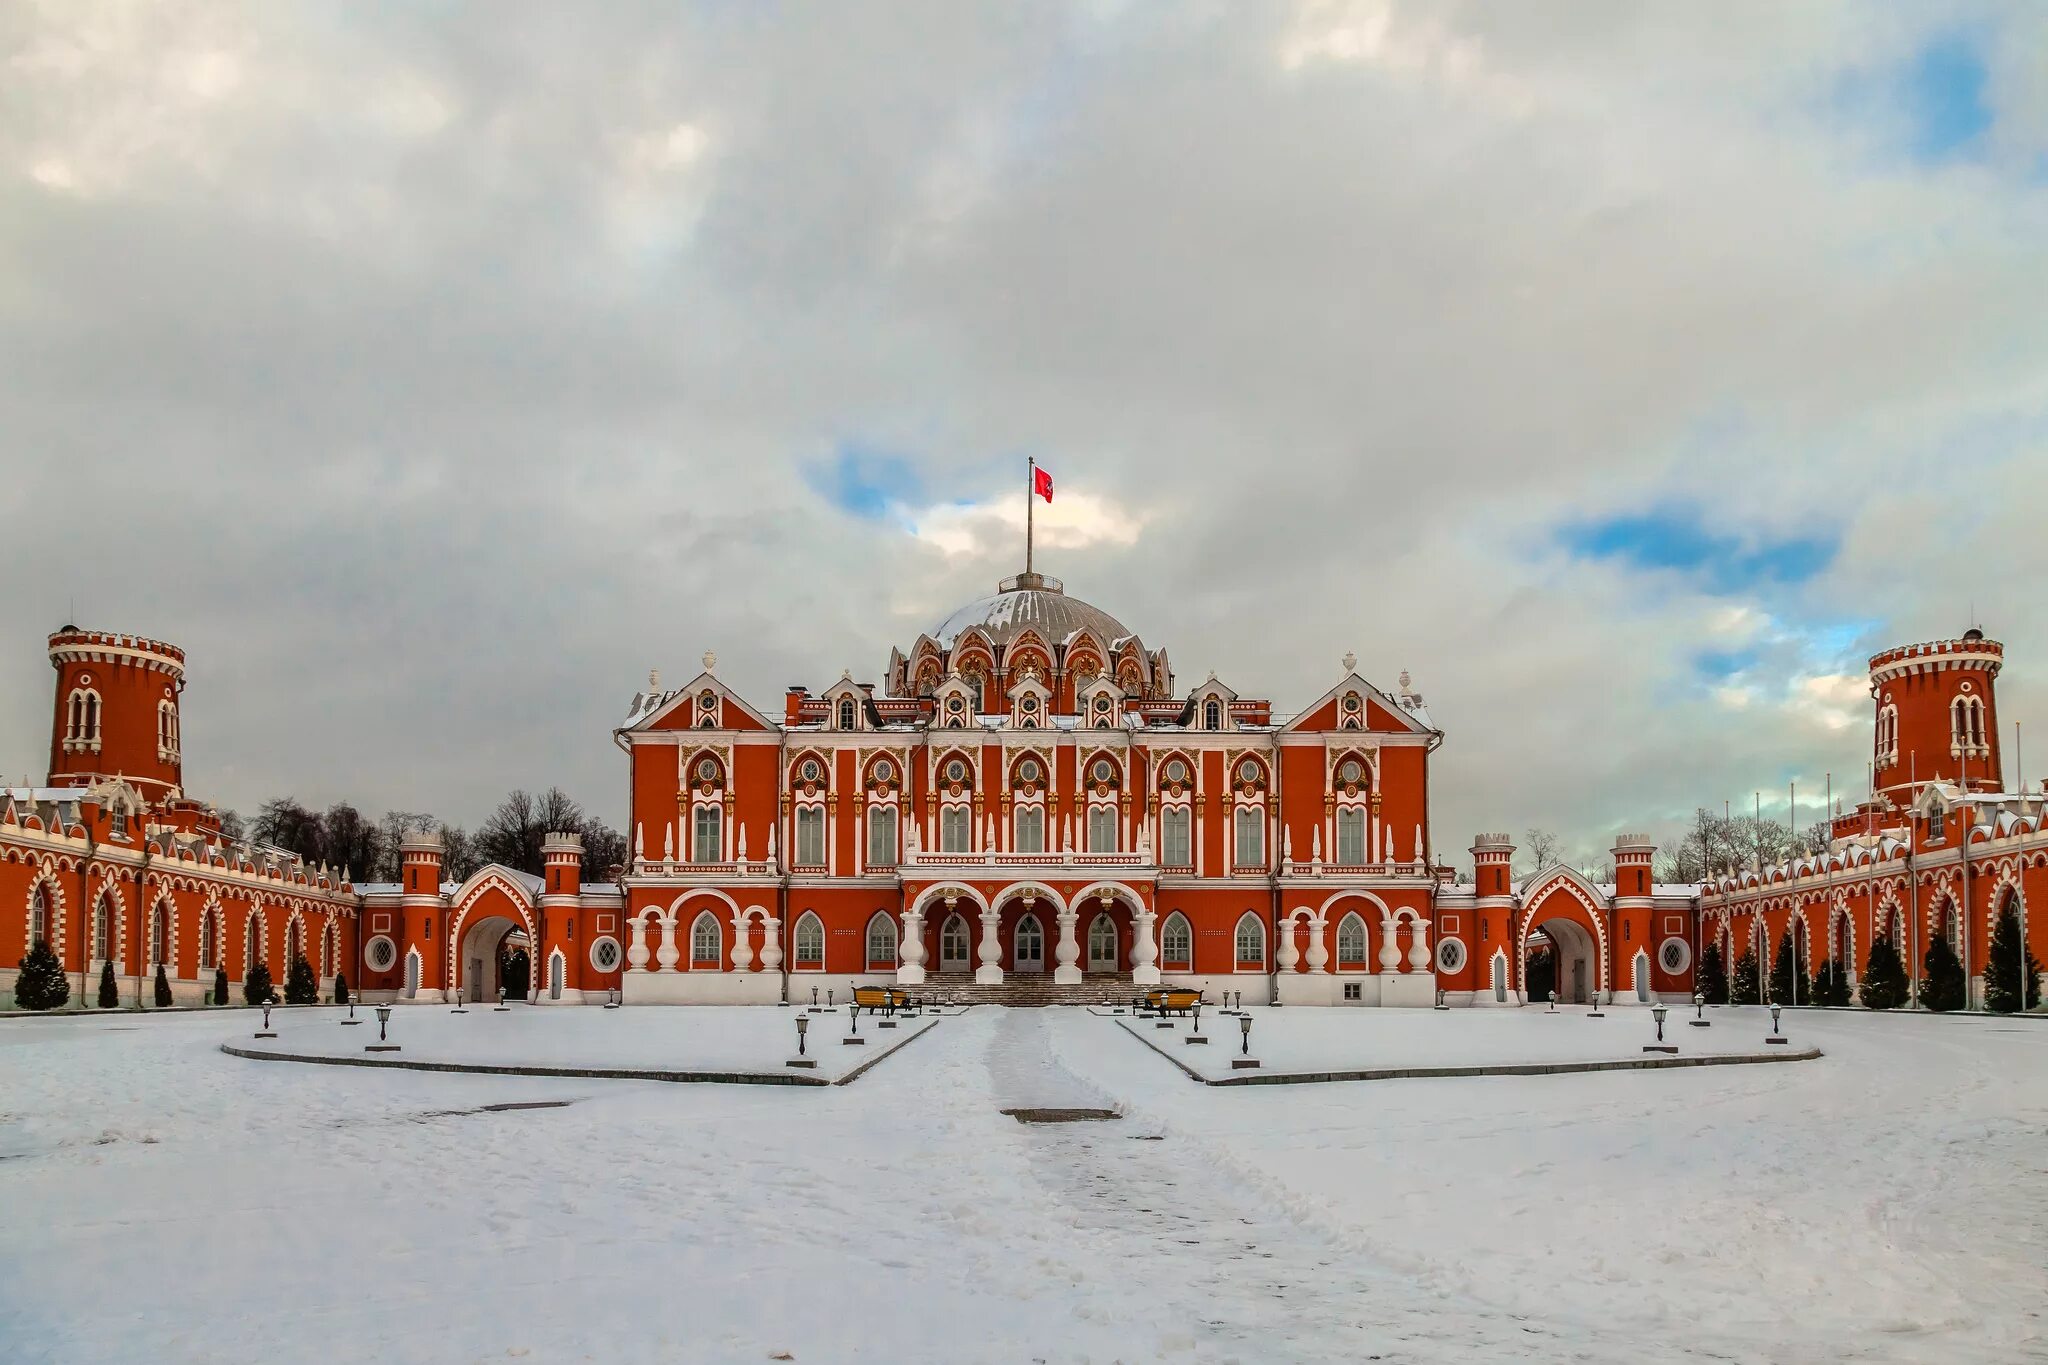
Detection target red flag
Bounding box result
[1033,465,1054,503]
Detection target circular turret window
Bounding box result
[1165,759,1188,784]
[946,759,968,783]
[697,758,718,782]
[1340,759,1362,783]
[1238,759,1260,784]
[800,759,821,782]
[1018,758,1041,783]
[1093,759,1115,783]
[873,758,892,782]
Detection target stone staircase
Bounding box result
[914,972,1136,1008]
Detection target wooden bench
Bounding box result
[851,985,912,1016]
[1136,987,1203,1017]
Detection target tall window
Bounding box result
[795,807,825,867]
[68,689,102,744]
[1014,807,1045,854]
[1087,805,1117,853]
[1234,808,1264,868]
[940,914,971,967]
[793,913,824,968]
[93,894,113,960]
[1161,807,1191,868]
[1234,913,1265,966]
[246,914,262,973]
[1161,912,1192,969]
[692,805,722,863]
[200,910,218,970]
[868,807,897,866]
[1204,699,1222,730]
[1015,914,1044,968]
[690,912,722,966]
[1336,808,1366,865]
[1337,913,1367,967]
[839,698,857,730]
[1087,914,1117,970]
[941,806,971,853]
[287,917,303,967]
[865,914,898,969]
[29,884,49,947]
[150,902,169,966]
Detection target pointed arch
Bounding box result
[1159,910,1193,971]
[864,911,899,970]
[939,911,973,971]
[792,910,825,970]
[1086,910,1118,971]
[1233,911,1266,969]
[689,910,724,969]
[1336,910,1370,969]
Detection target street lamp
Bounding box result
[811,985,819,1008]
[1547,990,1558,1014]
[606,986,621,1008]
[342,996,359,1025]
[1192,1000,1203,1034]
[1690,991,1710,1028]
[849,1003,860,1037]
[1768,1003,1785,1043]
[796,1014,809,1056]
[1239,1014,1252,1055]
[261,999,272,1031]
[374,1004,393,1044]
[1651,1001,1669,1043]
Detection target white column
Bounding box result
[1130,908,1161,985]
[729,916,754,971]
[627,915,651,970]
[656,916,680,972]
[1377,915,1401,971]
[1277,917,1301,973]
[975,907,1004,984]
[1053,906,1082,983]
[758,917,783,973]
[897,907,927,984]
[1407,918,1431,972]
[1305,914,1330,972]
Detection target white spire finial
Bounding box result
[702,650,716,672]
[649,668,660,690]
[1398,668,1413,695]
[1342,651,1357,673]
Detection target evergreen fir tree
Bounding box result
[13,939,70,1011]
[243,961,274,1006]
[153,963,173,1008]
[1769,935,1800,1006]
[1731,947,1761,1005]
[1921,933,1966,1012]
[1862,937,1908,1009]
[97,960,118,1009]
[1697,942,1728,1004]
[1984,900,2043,1014]
[333,972,350,1006]
[283,955,318,1006]
[1811,958,1851,1007]
[213,967,229,1006]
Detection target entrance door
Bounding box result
[1572,959,1586,1004]
[469,957,484,1003]
[1015,914,1045,973]
[1087,915,1118,973]
[940,914,971,972]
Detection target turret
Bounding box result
[1471,833,1515,899]
[1611,833,1656,900]
[1870,630,2003,800]
[400,830,445,897]
[542,830,584,898]
[47,628,186,801]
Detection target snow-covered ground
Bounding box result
[231,1002,928,1080]
[1,1006,2042,1363]
[1128,1002,1772,1078]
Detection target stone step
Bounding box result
[913,972,1137,1008]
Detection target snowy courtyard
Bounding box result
[2,1005,2043,1363]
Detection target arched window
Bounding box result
[865,914,898,970]
[690,912,723,967]
[1087,914,1118,971]
[200,909,218,969]
[150,901,169,966]
[1014,807,1045,854]
[548,950,564,1000]
[1160,912,1192,970]
[1234,808,1264,868]
[1337,912,1368,967]
[795,807,825,867]
[1014,913,1044,971]
[1087,805,1118,853]
[839,698,857,730]
[940,913,972,969]
[28,883,50,947]
[1234,912,1265,967]
[246,912,263,974]
[93,894,114,961]
[1204,699,1222,731]
[1336,808,1366,865]
[692,805,722,864]
[404,948,421,998]
[1161,807,1191,868]
[793,912,825,969]
[868,806,897,866]
[287,916,303,967]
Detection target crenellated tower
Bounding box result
[46,627,186,801]
[1870,629,2003,802]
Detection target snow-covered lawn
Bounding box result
[1124,1002,1778,1078]
[231,1003,929,1081]
[1,1006,2042,1363]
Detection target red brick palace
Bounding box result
[5,596,2045,1010]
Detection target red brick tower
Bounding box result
[1870,629,2003,803]
[46,628,186,802]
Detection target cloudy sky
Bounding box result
[4,2,2046,869]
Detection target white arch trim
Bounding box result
[1317,888,1393,920]
[906,883,994,918]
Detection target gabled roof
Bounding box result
[1282,672,1433,735]
[1514,863,1612,909]
[622,670,777,733]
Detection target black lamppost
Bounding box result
[1768,1003,1785,1043]
[1239,1014,1252,1055]
[342,996,359,1025]
[606,986,621,1008]
[1651,1001,1669,1043]
[849,1002,860,1037]
[811,985,819,1008]
[375,1004,393,1042]
[796,1014,809,1056]
[1547,990,1558,1014]
[261,999,273,1031]
[1192,1000,1202,1035]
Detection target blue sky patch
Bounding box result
[1905,32,1991,161]
[804,442,928,521]
[1559,505,1837,594]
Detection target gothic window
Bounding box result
[839,698,857,730]
[692,805,722,863]
[690,912,722,966]
[150,901,169,966]
[1161,912,1192,969]
[1234,807,1264,868]
[1087,914,1117,970]
[287,917,303,967]
[940,914,971,967]
[865,914,898,969]
[29,883,50,947]
[868,806,897,866]
[1014,914,1044,968]
[795,807,825,867]
[793,912,825,968]
[1336,808,1366,865]
[941,805,971,853]
[68,689,103,744]
[1337,912,1368,967]
[1161,807,1191,868]
[93,894,113,961]
[1234,912,1265,966]
[245,912,262,973]
[1204,699,1222,731]
[1087,805,1118,853]
[200,909,218,969]
[1014,807,1045,854]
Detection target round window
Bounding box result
[1018,759,1040,783]
[1238,759,1259,783]
[1095,695,1111,712]
[946,759,967,782]
[364,936,397,972]
[1340,759,1362,783]
[1343,694,1360,712]
[1093,759,1115,783]
[698,690,716,709]
[1022,695,1038,712]
[801,759,820,782]
[947,696,964,713]
[874,758,892,782]
[1436,938,1467,973]
[1659,937,1692,974]
[1165,759,1187,783]
[697,758,718,782]
[591,937,622,972]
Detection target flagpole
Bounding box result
[1026,456,1035,576]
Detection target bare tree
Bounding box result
[252,797,323,862]
[321,801,380,878]
[215,808,246,843]
[1521,828,1562,872]
[372,810,437,881]
[581,819,627,880]
[439,823,481,882]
